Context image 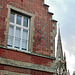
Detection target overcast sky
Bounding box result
[45,0,75,75]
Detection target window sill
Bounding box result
[7,47,31,54]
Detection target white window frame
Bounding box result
[8,13,29,51]
[6,5,35,52]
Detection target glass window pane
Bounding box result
[15,37,20,49]
[8,36,13,47]
[9,25,14,35]
[10,13,15,23]
[23,17,28,27]
[16,15,21,25]
[15,27,21,37]
[22,29,28,40]
[22,39,27,50]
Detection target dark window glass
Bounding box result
[23,17,28,27]
[10,13,15,23]
[16,15,21,25]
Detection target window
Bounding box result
[7,12,29,51]
[6,5,35,52]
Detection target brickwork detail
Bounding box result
[38,18,47,49]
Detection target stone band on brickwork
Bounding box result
[0,57,56,73]
[0,70,31,75]
[31,52,55,60]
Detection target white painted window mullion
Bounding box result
[27,19,29,51]
[20,16,23,50]
[13,14,17,48]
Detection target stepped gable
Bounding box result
[48,11,54,15]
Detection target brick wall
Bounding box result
[0,0,57,74]
[0,65,53,75]
[0,0,57,56]
[0,48,53,67]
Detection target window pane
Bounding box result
[15,27,21,49]
[22,29,28,40]
[15,27,21,37]
[22,39,27,50]
[15,37,20,49]
[10,13,15,23]
[22,29,28,50]
[16,15,21,25]
[9,25,14,35]
[23,17,28,27]
[8,36,13,47]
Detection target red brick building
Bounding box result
[0,0,57,75]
